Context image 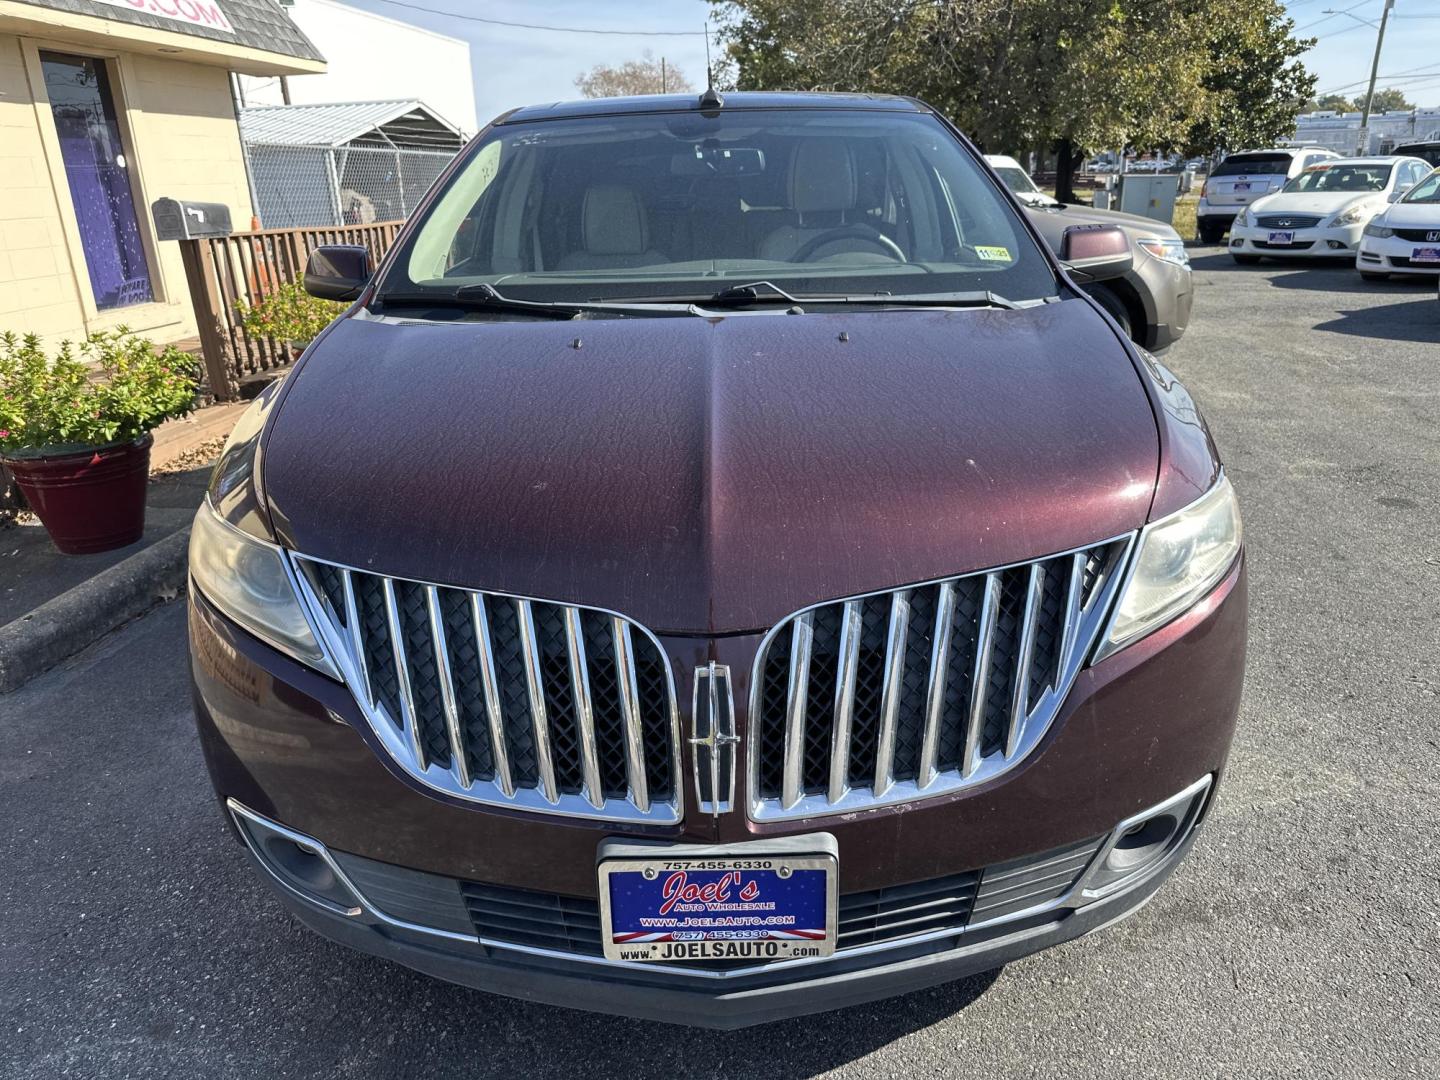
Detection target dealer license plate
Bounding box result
[1233,181,1252,191]
[1268,231,1294,245]
[1412,246,1440,263]
[598,852,837,963]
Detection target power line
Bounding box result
[365,0,707,36]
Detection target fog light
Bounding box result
[228,800,364,916]
[1230,238,1243,248]
[1080,776,1211,898]
[1327,240,1347,250]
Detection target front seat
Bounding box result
[558,184,668,270]
[761,138,895,262]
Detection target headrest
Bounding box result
[790,138,857,214]
[582,184,648,255]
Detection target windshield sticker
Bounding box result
[976,245,1011,261]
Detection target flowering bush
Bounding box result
[237,281,344,345]
[0,329,198,456]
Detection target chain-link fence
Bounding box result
[243,142,457,229]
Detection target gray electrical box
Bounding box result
[151,198,233,240]
[1116,175,1179,226]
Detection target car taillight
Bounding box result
[1200,180,1208,199]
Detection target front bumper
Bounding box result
[1130,254,1194,350]
[1356,236,1440,275]
[1228,222,1364,257]
[190,554,1246,1023]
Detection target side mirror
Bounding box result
[304,244,372,302]
[1388,184,1412,202]
[1059,224,1133,283]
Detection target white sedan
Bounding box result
[1228,157,1434,264]
[1355,167,1440,280]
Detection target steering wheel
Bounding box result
[793,225,907,264]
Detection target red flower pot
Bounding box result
[2,433,152,554]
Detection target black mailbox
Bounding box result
[151,198,233,241]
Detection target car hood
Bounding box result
[1376,201,1440,228]
[1249,191,1383,217]
[262,300,1159,635]
[1026,200,1182,239]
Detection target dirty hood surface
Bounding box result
[263,299,1159,634]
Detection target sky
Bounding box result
[342,0,1440,126]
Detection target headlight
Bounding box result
[1328,204,1371,227]
[1096,476,1242,659]
[1137,237,1189,266]
[1363,221,1393,238]
[189,497,337,677]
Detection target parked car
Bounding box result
[1227,156,1433,264]
[1392,140,1440,170]
[986,154,1193,349]
[1356,166,1440,280]
[1197,146,1339,243]
[190,91,1247,1028]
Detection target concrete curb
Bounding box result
[0,526,191,694]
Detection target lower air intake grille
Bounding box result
[292,557,681,823]
[748,539,1132,820]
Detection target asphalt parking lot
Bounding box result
[3,250,1437,1079]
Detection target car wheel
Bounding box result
[1232,254,1262,265]
[1359,272,1389,282]
[1088,285,1134,340]
[1197,223,1224,245]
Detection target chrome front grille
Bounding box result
[1254,213,1323,229]
[292,556,682,822]
[748,539,1132,820]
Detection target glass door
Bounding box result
[41,51,154,310]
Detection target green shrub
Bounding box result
[0,329,198,455]
[236,280,344,344]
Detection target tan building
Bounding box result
[0,0,323,348]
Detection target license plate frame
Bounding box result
[597,837,838,964]
[1232,181,1252,192]
[1268,230,1294,245]
[1412,246,1440,263]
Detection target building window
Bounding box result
[41,52,154,310]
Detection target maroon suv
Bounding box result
[189,92,1246,1028]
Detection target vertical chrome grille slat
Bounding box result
[381,577,426,770]
[469,593,513,797]
[612,618,649,812]
[516,599,558,804]
[340,569,372,708]
[962,574,1001,778]
[873,589,912,797]
[426,585,471,788]
[564,607,604,809]
[828,600,862,804]
[781,613,814,810]
[748,537,1135,820]
[918,581,956,789]
[1006,565,1045,759]
[1059,552,1086,670]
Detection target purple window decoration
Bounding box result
[41,52,153,310]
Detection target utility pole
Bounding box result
[1357,0,1396,155]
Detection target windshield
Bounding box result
[1282,163,1393,194]
[380,109,1057,305]
[1403,169,1440,203]
[1212,154,1293,178]
[993,166,1041,195]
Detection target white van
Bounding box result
[1197,147,1339,243]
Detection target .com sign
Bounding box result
[94,0,234,34]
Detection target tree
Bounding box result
[574,50,694,98]
[710,0,1317,191]
[1305,93,1355,112]
[1361,88,1413,113]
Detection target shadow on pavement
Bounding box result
[1303,296,1440,343]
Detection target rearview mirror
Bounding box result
[304,245,372,302]
[1059,224,1134,282]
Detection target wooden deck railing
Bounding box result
[180,221,403,401]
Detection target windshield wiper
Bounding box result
[698,285,1018,311]
[705,281,814,306]
[375,282,690,319]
